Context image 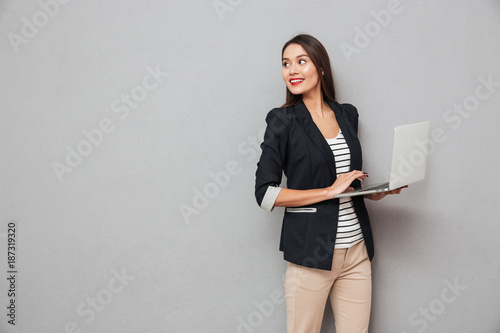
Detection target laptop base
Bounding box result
[334,182,391,198]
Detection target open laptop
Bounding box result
[334,121,431,198]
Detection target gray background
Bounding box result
[1,0,499,332]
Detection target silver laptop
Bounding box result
[334,121,431,198]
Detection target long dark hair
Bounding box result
[281,34,337,108]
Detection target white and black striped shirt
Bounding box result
[325,129,364,249]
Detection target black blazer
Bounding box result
[255,99,374,271]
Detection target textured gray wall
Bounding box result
[1,0,499,332]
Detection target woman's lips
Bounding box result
[290,78,304,86]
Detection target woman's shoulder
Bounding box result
[332,100,359,117]
[333,101,359,132]
[264,105,296,124]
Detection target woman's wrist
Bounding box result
[324,187,337,200]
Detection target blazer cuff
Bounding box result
[260,186,282,212]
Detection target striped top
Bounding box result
[325,129,364,249]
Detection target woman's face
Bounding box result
[282,43,321,97]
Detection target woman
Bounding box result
[254,34,405,333]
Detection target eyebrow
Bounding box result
[282,54,310,61]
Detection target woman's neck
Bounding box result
[302,93,329,118]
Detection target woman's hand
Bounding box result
[364,185,408,201]
[325,170,368,198]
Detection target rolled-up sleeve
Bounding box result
[260,185,282,212]
[255,109,289,212]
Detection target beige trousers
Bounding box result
[284,240,372,333]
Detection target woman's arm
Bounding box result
[273,170,368,208]
[255,109,289,211]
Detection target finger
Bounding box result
[351,170,368,177]
[342,172,365,183]
[355,171,369,181]
[396,185,408,193]
[343,187,355,193]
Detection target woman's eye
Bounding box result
[299,59,306,64]
[282,62,290,67]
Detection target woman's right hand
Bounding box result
[325,170,368,198]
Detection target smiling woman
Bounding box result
[254,34,405,333]
[281,35,336,108]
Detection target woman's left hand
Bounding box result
[364,185,408,201]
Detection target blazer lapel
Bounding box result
[327,100,361,171]
[294,99,362,180]
[294,100,338,179]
